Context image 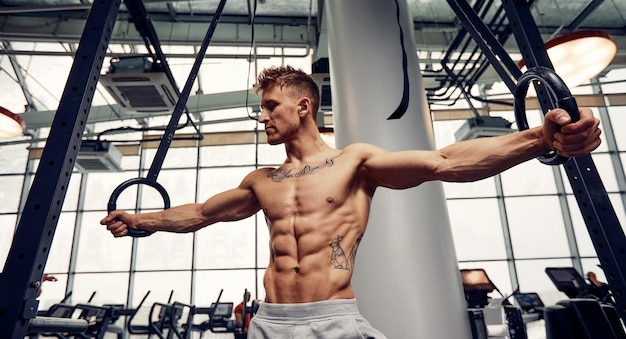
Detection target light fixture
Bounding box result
[0,106,25,138]
[519,30,617,89]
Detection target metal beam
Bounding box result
[13,91,626,131]
[2,41,39,112]
[567,0,606,32]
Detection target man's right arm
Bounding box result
[101,174,261,237]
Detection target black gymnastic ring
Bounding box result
[107,178,171,237]
[514,66,580,165]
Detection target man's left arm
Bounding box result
[361,107,601,189]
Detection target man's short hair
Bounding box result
[256,65,320,114]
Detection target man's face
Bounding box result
[259,84,301,145]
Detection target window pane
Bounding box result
[443,177,497,199]
[0,144,28,174]
[567,195,597,257]
[433,120,464,149]
[138,169,197,208]
[200,144,256,166]
[120,154,140,171]
[195,218,256,269]
[72,272,130,305]
[506,196,570,258]
[609,193,626,234]
[61,173,82,212]
[23,55,72,110]
[82,171,139,211]
[201,108,257,133]
[0,214,17,270]
[515,258,574,307]
[602,68,626,94]
[197,167,254,200]
[135,232,193,271]
[133,271,192,304]
[198,59,252,94]
[0,57,28,112]
[622,154,626,187]
[255,268,266,300]
[0,175,23,213]
[256,214,270,269]
[144,146,198,169]
[193,269,261,307]
[589,153,619,192]
[501,160,557,195]
[608,107,626,150]
[75,212,133,272]
[46,212,76,273]
[447,198,507,260]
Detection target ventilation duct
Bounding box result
[100,57,178,113]
[455,116,515,141]
[75,140,123,172]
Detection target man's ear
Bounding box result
[297,98,310,117]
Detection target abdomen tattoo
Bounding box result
[329,234,362,270]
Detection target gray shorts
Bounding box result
[247,298,388,339]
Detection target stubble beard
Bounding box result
[266,124,298,145]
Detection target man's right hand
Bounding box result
[100,210,136,237]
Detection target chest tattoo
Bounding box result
[268,156,338,182]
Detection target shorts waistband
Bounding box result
[255,299,359,321]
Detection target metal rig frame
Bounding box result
[447,0,626,324]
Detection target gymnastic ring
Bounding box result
[514,66,580,165]
[107,177,171,237]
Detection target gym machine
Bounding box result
[543,267,625,338]
[192,289,259,338]
[461,268,528,339]
[122,289,257,339]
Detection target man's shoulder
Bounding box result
[238,167,276,186]
[342,142,387,158]
[247,167,276,178]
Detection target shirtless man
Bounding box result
[101,65,601,338]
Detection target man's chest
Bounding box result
[254,170,357,218]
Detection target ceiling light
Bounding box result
[518,30,617,89]
[0,106,25,138]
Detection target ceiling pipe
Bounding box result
[0,49,309,59]
[0,4,92,14]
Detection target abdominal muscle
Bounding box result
[263,257,355,303]
[261,207,366,304]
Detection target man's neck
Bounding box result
[283,132,333,163]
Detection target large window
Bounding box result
[0,43,624,339]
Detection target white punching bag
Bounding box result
[325,0,471,338]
